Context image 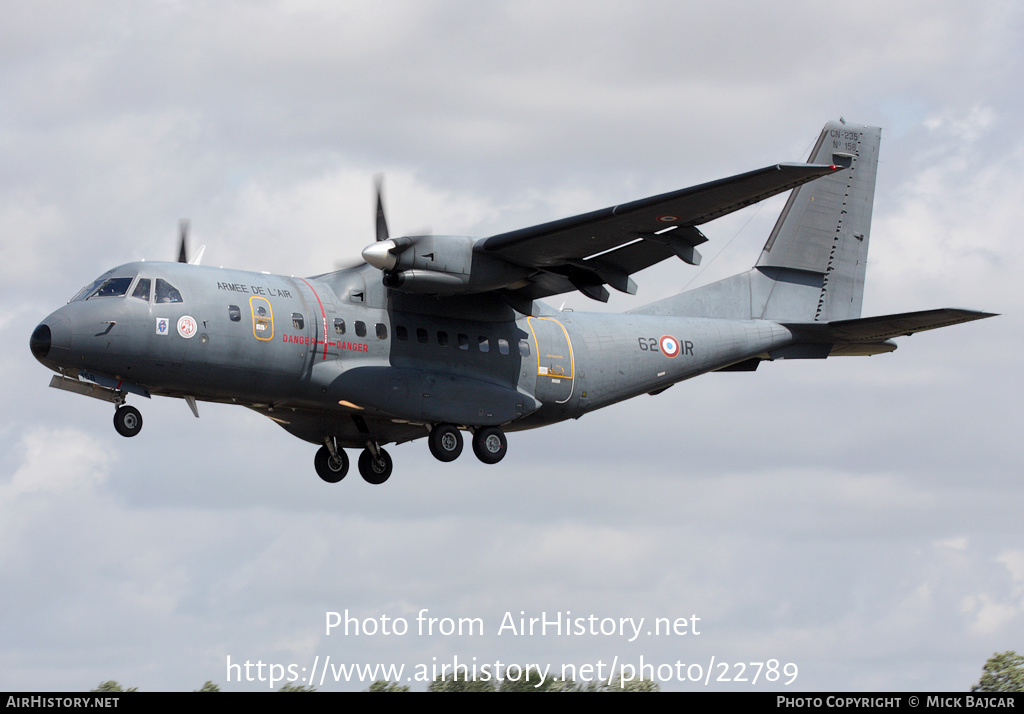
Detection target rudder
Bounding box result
[755,120,881,322]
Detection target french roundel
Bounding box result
[659,335,680,358]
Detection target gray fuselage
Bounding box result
[33,260,795,448]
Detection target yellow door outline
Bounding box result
[527,316,575,404]
[250,296,274,341]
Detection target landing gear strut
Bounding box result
[428,424,463,462]
[113,405,143,438]
[358,446,393,485]
[472,426,507,464]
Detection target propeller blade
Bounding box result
[177,219,190,263]
[374,175,389,242]
[334,258,365,272]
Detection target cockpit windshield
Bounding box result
[68,271,184,304]
[70,275,134,301]
[90,277,133,298]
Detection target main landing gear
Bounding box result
[428,424,463,462]
[472,426,507,465]
[429,424,507,465]
[315,438,392,485]
[314,443,349,483]
[358,447,392,485]
[314,425,508,485]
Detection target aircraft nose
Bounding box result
[30,323,51,359]
[30,314,71,368]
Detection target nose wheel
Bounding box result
[113,406,143,438]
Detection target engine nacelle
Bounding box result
[362,235,527,295]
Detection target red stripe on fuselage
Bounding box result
[298,278,329,361]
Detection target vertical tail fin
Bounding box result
[634,120,882,323]
[755,120,881,322]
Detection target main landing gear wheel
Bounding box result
[358,448,393,485]
[113,406,143,438]
[314,445,349,483]
[428,424,464,462]
[472,426,507,465]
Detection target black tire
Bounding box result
[472,427,507,464]
[113,406,143,438]
[358,448,393,485]
[428,424,464,462]
[314,445,348,483]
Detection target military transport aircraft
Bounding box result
[30,120,994,485]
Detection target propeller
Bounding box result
[375,174,389,243]
[336,176,422,274]
[177,219,189,263]
[176,219,206,265]
[362,176,412,272]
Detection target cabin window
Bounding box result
[334,318,346,335]
[498,338,510,355]
[395,326,408,341]
[518,339,531,357]
[437,331,449,347]
[416,328,428,344]
[89,277,133,299]
[457,333,469,350]
[376,323,387,340]
[131,278,151,301]
[355,321,366,337]
[292,313,304,330]
[478,336,490,353]
[155,279,183,303]
[228,305,241,322]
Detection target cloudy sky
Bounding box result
[2,0,1021,692]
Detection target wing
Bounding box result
[477,161,845,302]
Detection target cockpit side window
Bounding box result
[155,279,183,303]
[131,278,151,301]
[87,277,133,299]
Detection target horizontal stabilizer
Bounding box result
[783,308,996,356]
[789,308,996,341]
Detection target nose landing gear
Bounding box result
[113,405,143,438]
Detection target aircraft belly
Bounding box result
[310,361,537,426]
